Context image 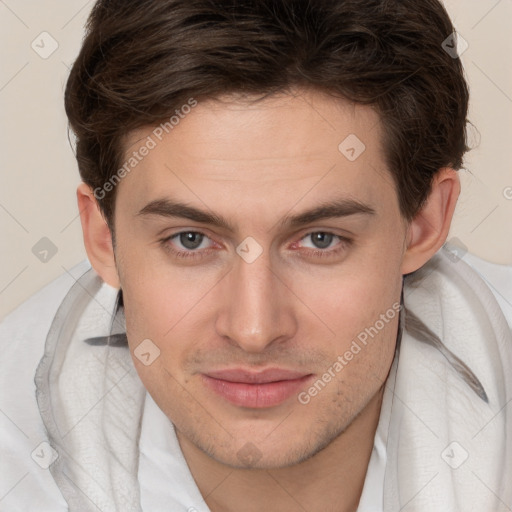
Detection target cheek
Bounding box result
[121,275,169,337]
[301,260,402,340]
[119,255,221,370]
[117,239,192,334]
[293,242,403,382]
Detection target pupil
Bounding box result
[180,232,203,249]
[312,233,332,249]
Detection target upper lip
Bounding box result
[204,368,311,384]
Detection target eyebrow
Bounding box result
[137,197,376,231]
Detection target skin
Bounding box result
[78,88,460,511]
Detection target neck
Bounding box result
[177,386,384,512]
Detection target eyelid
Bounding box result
[291,231,351,250]
[160,228,352,261]
[164,230,217,250]
[299,232,340,246]
[159,230,218,262]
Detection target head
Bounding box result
[67,0,467,469]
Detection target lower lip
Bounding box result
[201,374,313,408]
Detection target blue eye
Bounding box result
[176,232,206,250]
[162,231,214,259]
[303,232,336,250]
[160,230,352,263]
[294,232,352,261]
[300,232,340,250]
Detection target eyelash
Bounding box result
[300,238,351,260]
[160,232,215,261]
[160,231,352,261]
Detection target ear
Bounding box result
[77,183,120,288]
[401,168,461,275]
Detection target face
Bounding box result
[113,89,407,469]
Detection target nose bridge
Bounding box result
[215,252,295,352]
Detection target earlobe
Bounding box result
[401,168,461,275]
[77,183,120,289]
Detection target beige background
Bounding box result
[1,0,511,320]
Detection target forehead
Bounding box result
[117,89,397,224]
[125,90,382,161]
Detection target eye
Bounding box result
[174,231,210,250]
[292,231,352,260]
[161,231,216,259]
[301,232,338,250]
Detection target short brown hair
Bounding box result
[65,0,469,228]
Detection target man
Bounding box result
[1,0,511,511]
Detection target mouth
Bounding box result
[201,368,314,408]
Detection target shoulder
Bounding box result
[0,259,94,384]
[460,251,512,330]
[0,260,93,510]
[1,260,93,341]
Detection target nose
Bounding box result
[214,252,297,353]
